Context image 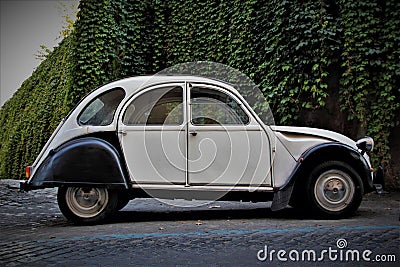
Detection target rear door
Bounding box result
[118,84,187,185]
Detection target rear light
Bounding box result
[25,166,31,179]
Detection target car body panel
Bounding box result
[121,126,187,185]
[271,137,298,188]
[272,126,356,150]
[29,137,128,189]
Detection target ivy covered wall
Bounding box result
[0,37,74,180]
[0,0,399,188]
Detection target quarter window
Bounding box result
[191,87,249,125]
[78,88,125,126]
[123,86,183,125]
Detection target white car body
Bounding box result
[21,75,378,224]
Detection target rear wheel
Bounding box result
[57,187,118,225]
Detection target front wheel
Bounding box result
[306,161,364,218]
[57,187,118,225]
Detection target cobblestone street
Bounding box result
[0,179,399,266]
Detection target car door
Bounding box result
[187,84,272,187]
[118,83,187,185]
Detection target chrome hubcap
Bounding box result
[324,179,345,201]
[65,187,108,218]
[314,170,355,212]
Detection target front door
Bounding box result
[187,84,272,187]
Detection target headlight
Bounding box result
[356,137,374,154]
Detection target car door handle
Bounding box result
[118,130,127,136]
[189,131,197,136]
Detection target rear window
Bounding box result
[78,88,125,126]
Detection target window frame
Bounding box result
[189,84,251,127]
[121,84,186,127]
[77,87,126,126]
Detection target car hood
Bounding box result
[270,126,357,149]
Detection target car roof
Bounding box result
[97,75,239,96]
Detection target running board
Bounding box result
[130,184,274,192]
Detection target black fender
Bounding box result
[282,142,374,192]
[271,142,374,211]
[27,137,129,189]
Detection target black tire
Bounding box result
[116,193,131,211]
[57,186,118,225]
[304,161,364,218]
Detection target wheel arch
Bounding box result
[28,135,129,189]
[287,142,374,193]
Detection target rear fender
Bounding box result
[27,137,129,189]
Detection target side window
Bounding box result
[123,86,183,125]
[78,88,125,126]
[191,87,249,125]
